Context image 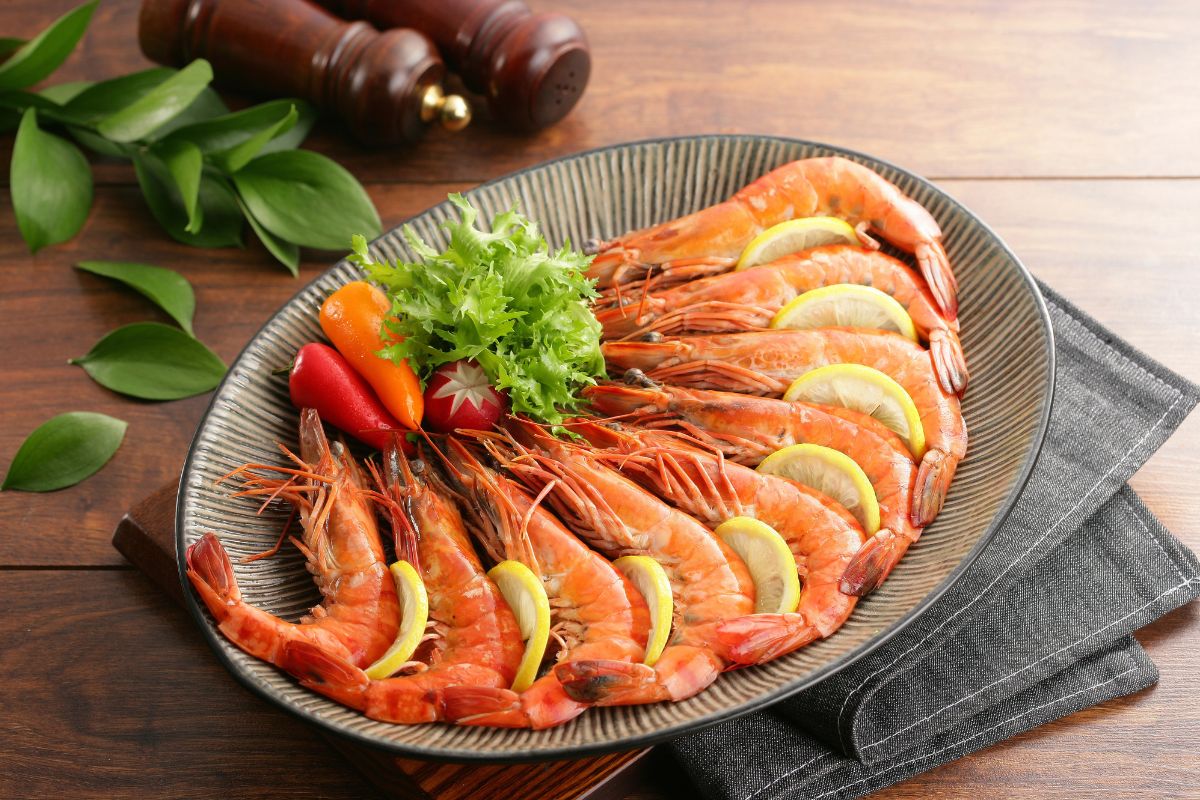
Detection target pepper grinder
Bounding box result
[138,0,471,145]
[315,0,590,132]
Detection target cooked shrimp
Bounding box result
[596,245,967,396]
[587,156,958,319]
[185,408,400,669]
[577,421,864,663]
[586,383,923,596]
[602,329,967,528]
[464,419,755,705]
[280,441,524,724]
[434,438,649,728]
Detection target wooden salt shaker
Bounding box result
[315,0,590,131]
[138,0,471,145]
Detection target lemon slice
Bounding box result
[757,444,880,535]
[770,284,918,340]
[714,517,801,614]
[489,560,551,692]
[736,217,861,270]
[364,561,430,680]
[613,555,673,666]
[784,364,927,458]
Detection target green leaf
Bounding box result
[2,412,126,492]
[69,322,226,400]
[67,124,134,157]
[0,38,25,58]
[75,261,196,335]
[237,196,299,275]
[163,99,306,170]
[219,105,297,172]
[0,89,63,111]
[96,60,214,143]
[0,2,97,92]
[134,153,243,248]
[147,87,229,138]
[60,67,175,125]
[232,150,380,250]
[153,139,204,233]
[10,109,92,252]
[39,80,92,104]
[259,100,316,153]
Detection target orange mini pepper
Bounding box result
[319,281,423,429]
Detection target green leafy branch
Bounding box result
[1,2,382,274]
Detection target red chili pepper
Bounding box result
[289,343,407,451]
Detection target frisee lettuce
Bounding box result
[349,194,605,427]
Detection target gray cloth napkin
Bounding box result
[672,285,1200,800]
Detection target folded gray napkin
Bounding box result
[672,285,1200,800]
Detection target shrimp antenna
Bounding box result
[437,437,540,574]
[365,435,423,572]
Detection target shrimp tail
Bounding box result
[444,681,588,729]
[929,328,969,396]
[840,528,902,596]
[442,686,530,728]
[555,647,722,705]
[914,449,959,526]
[554,660,667,705]
[279,641,371,711]
[917,240,958,322]
[714,613,820,665]
[185,532,241,617]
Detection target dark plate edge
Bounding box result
[175,133,1058,763]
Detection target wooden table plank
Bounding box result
[3,0,1200,183]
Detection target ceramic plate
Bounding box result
[177,136,1054,761]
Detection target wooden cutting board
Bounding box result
[111,482,653,800]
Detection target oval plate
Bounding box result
[177,136,1054,762]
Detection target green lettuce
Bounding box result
[350,194,605,427]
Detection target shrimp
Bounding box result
[585,383,923,596]
[576,421,865,663]
[602,329,967,528]
[587,156,958,320]
[595,245,967,397]
[279,441,524,724]
[434,438,650,728]
[464,419,755,705]
[185,408,400,669]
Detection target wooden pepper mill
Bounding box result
[314,0,590,132]
[138,0,471,145]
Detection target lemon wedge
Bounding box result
[770,284,918,340]
[736,218,861,270]
[488,560,551,692]
[364,561,430,680]
[714,517,801,614]
[757,443,881,535]
[613,555,673,666]
[784,364,927,458]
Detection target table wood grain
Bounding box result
[1,1,1196,798]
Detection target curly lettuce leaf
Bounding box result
[350,194,604,426]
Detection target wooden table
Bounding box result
[2,1,1198,797]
